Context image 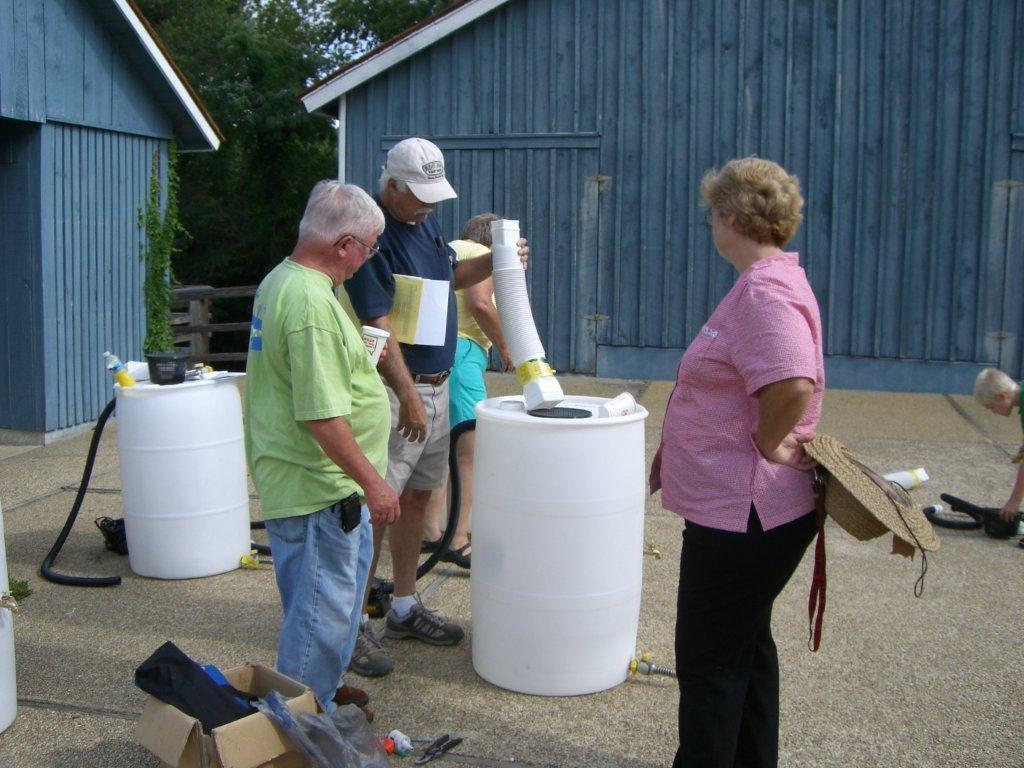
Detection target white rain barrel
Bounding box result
[0,499,16,733]
[115,377,250,579]
[471,395,648,695]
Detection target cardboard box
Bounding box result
[135,663,319,768]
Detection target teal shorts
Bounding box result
[449,338,488,426]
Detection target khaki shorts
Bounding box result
[385,380,451,493]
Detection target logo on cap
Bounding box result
[421,160,444,180]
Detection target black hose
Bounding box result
[926,503,983,530]
[249,520,271,555]
[928,493,987,530]
[250,540,272,556]
[939,493,991,519]
[416,418,475,579]
[40,398,122,587]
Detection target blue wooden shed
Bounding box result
[0,0,220,442]
[301,0,1024,393]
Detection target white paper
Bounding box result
[389,275,449,346]
[414,278,449,345]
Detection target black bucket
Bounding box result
[145,352,189,385]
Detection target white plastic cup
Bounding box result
[360,326,390,365]
[599,392,637,418]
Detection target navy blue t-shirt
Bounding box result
[343,199,459,375]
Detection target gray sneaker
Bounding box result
[349,622,393,677]
[384,595,465,646]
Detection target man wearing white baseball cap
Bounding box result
[383,137,458,204]
[342,137,528,678]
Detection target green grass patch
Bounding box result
[9,578,30,602]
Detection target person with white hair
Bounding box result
[342,138,527,678]
[245,180,399,716]
[973,367,1024,534]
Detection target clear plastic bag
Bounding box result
[258,692,389,768]
[323,705,390,768]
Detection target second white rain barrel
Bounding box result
[471,395,648,695]
[115,377,250,579]
[0,499,16,733]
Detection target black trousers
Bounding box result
[673,507,816,768]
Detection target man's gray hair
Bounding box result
[298,181,384,246]
[378,168,409,195]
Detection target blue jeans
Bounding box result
[265,502,372,710]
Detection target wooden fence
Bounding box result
[171,285,257,363]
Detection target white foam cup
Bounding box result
[360,326,390,365]
[599,392,637,418]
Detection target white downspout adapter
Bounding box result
[489,219,564,410]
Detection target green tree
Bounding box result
[326,1,452,57]
[136,0,449,289]
[138,0,336,286]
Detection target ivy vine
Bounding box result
[140,142,185,354]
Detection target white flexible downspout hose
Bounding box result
[490,220,564,410]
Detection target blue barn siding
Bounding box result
[341,0,1023,391]
[1,0,174,139]
[41,0,174,140]
[0,0,46,122]
[42,123,162,430]
[0,121,46,430]
[0,0,182,434]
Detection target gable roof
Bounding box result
[99,0,223,150]
[300,0,511,116]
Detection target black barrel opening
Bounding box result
[527,406,592,419]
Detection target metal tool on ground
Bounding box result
[628,651,676,678]
[414,734,463,764]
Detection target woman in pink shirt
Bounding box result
[650,157,824,768]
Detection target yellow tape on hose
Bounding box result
[516,359,555,386]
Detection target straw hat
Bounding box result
[804,435,940,552]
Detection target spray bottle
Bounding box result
[103,351,136,388]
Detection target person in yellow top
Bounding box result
[421,213,511,568]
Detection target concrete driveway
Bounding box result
[0,374,1021,767]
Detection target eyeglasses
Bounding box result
[333,233,381,258]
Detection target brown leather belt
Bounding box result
[412,370,450,386]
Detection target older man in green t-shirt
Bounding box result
[245,181,399,713]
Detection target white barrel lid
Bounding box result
[114,372,245,397]
[475,395,647,426]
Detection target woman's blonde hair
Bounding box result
[700,157,804,246]
[973,368,1019,405]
